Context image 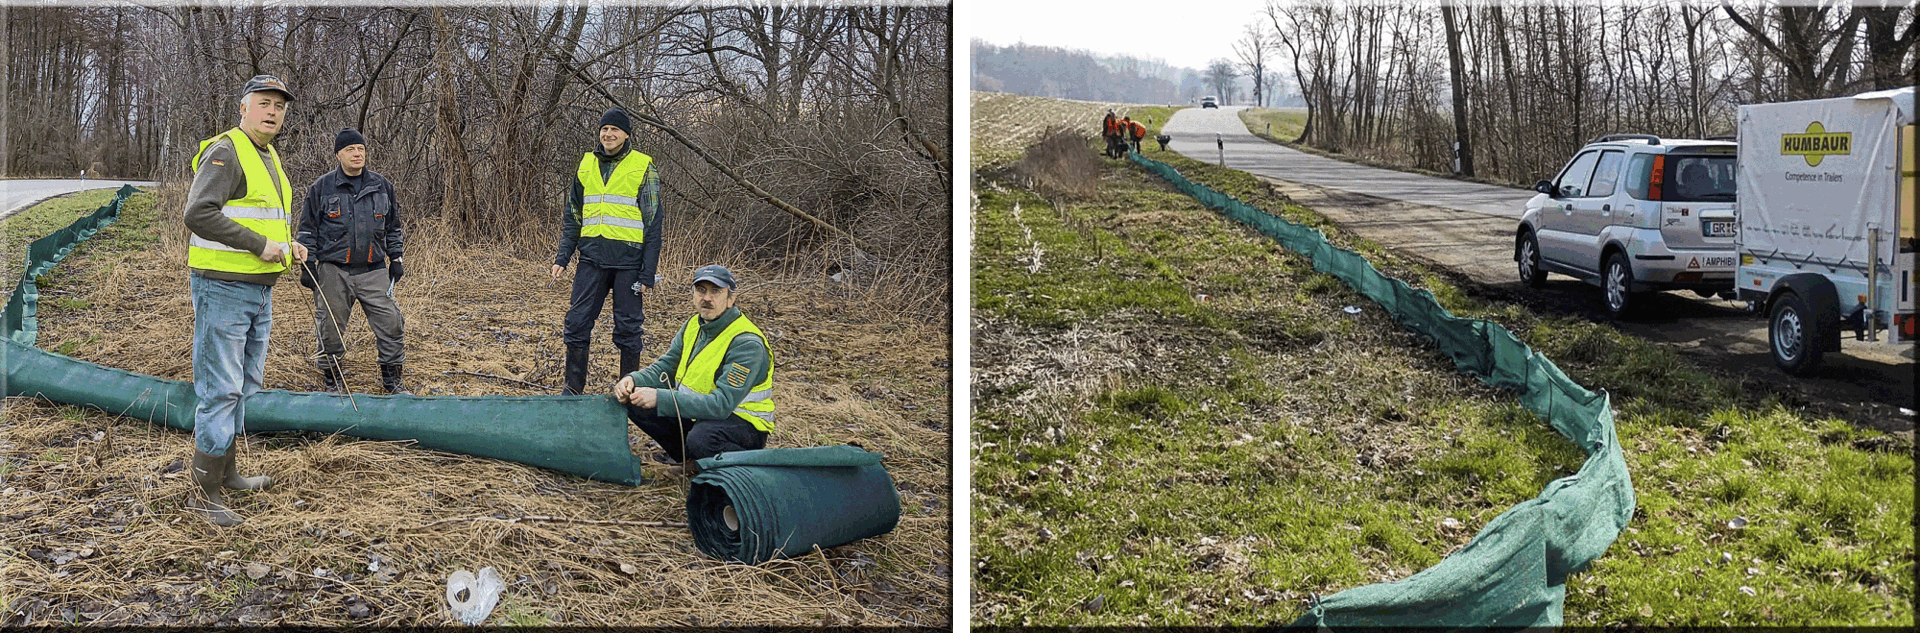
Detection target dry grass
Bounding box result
[969,91,1147,169]
[1008,127,1106,203]
[1,186,952,626]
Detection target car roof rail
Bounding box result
[1592,133,1661,145]
[1704,135,1736,142]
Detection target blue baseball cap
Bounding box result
[243,74,294,102]
[691,265,735,289]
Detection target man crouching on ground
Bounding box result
[612,265,773,475]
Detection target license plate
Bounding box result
[1704,221,1737,237]
[1702,256,1735,268]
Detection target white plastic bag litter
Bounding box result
[445,566,505,625]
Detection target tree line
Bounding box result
[972,40,1205,105]
[1228,0,1916,186]
[3,4,951,310]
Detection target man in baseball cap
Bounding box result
[177,73,305,526]
[613,265,775,474]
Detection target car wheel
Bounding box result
[1768,291,1825,375]
[1517,232,1546,288]
[1602,252,1642,319]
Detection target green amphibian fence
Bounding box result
[687,445,902,564]
[3,186,132,345]
[1128,153,1636,628]
[2,185,646,486]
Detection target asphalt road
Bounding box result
[2,178,158,220]
[1161,105,1536,218]
[1161,105,1914,432]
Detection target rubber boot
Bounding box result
[186,449,243,526]
[618,349,641,381]
[563,345,589,396]
[318,355,344,394]
[381,363,411,395]
[221,449,273,491]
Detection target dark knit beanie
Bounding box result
[334,128,366,153]
[599,108,632,135]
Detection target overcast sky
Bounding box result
[967,0,1273,72]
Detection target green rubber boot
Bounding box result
[186,449,243,527]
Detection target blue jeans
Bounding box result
[190,274,272,456]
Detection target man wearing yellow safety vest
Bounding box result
[551,108,662,396]
[613,265,772,475]
[180,75,307,527]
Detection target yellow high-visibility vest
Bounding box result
[187,128,292,275]
[672,314,775,432]
[576,151,651,243]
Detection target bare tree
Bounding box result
[4,4,953,307]
[1721,2,1865,100]
[1204,58,1238,104]
[1441,2,1472,176]
[1232,25,1272,109]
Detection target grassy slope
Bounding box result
[972,104,1911,626]
[2,188,157,282]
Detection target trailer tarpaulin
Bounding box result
[1736,88,1913,273]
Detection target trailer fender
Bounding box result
[1771,274,1844,352]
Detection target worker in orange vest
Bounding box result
[1126,118,1147,153]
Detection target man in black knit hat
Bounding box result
[296,127,410,394]
[551,108,662,395]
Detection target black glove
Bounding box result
[299,265,316,289]
[388,259,404,283]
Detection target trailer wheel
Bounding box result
[1769,291,1826,375]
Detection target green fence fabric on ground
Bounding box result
[3,185,132,346]
[1128,152,1635,628]
[687,445,901,564]
[2,187,645,487]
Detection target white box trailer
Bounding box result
[1735,87,1916,375]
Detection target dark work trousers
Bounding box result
[627,408,768,463]
[313,262,405,364]
[563,258,645,354]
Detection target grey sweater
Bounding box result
[183,134,292,286]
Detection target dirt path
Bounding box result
[1162,108,1914,434]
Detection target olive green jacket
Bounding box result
[628,306,770,421]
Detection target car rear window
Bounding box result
[1663,155,1736,202]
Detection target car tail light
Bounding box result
[1648,155,1665,201]
[1896,313,1917,338]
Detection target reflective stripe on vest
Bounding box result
[188,128,292,275]
[672,314,775,432]
[576,151,651,244]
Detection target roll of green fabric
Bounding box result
[687,445,901,565]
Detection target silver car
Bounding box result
[1515,134,1738,318]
